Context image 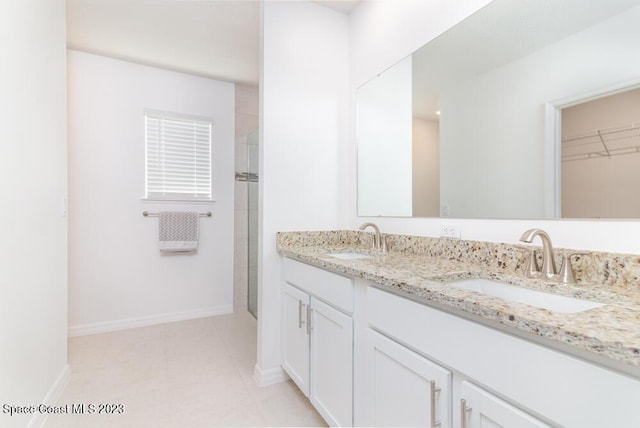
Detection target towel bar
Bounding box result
[143,211,212,217]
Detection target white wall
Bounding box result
[0,1,69,427]
[258,1,348,384]
[348,0,640,254]
[67,51,235,334]
[357,55,413,216]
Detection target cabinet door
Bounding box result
[460,381,550,428]
[282,282,310,396]
[310,297,353,427]
[367,329,451,427]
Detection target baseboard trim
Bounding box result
[253,363,290,387]
[27,364,70,428]
[68,305,233,337]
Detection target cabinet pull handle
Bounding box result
[298,300,305,328]
[306,305,313,335]
[460,398,471,428]
[430,380,441,428]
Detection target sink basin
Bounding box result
[449,278,605,313]
[327,252,372,260]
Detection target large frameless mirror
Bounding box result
[357,0,640,219]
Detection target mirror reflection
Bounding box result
[356,0,640,219]
[562,88,640,218]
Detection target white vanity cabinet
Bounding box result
[282,258,354,427]
[282,282,310,394]
[460,381,550,428]
[309,297,353,426]
[367,285,640,428]
[365,328,452,427]
[280,255,640,427]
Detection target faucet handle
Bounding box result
[380,234,387,253]
[371,236,379,251]
[516,245,540,278]
[557,251,590,285]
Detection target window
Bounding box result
[144,112,212,201]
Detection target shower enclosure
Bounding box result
[235,130,259,318]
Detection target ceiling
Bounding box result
[66,0,361,86]
[313,1,361,14]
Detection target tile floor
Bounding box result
[45,311,326,428]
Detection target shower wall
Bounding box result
[234,84,259,313]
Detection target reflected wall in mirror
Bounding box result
[356,0,640,219]
[562,87,640,218]
[358,56,413,216]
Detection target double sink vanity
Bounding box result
[277,228,640,428]
[283,1,640,426]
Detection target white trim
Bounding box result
[544,102,562,218]
[27,365,71,428]
[253,363,290,387]
[143,108,214,125]
[549,78,640,110]
[68,305,233,337]
[140,198,216,204]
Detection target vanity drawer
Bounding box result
[283,257,354,313]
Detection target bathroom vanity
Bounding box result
[278,231,640,428]
[282,257,354,427]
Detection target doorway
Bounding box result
[560,86,640,218]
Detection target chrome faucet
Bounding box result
[359,222,387,253]
[519,229,587,285]
[519,229,557,279]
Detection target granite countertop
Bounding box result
[277,234,640,373]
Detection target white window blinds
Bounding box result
[145,114,212,201]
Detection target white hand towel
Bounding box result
[158,211,199,252]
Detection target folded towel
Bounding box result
[158,211,199,252]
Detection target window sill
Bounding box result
[141,198,216,204]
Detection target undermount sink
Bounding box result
[327,252,372,260]
[449,278,605,313]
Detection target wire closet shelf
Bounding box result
[561,121,640,162]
